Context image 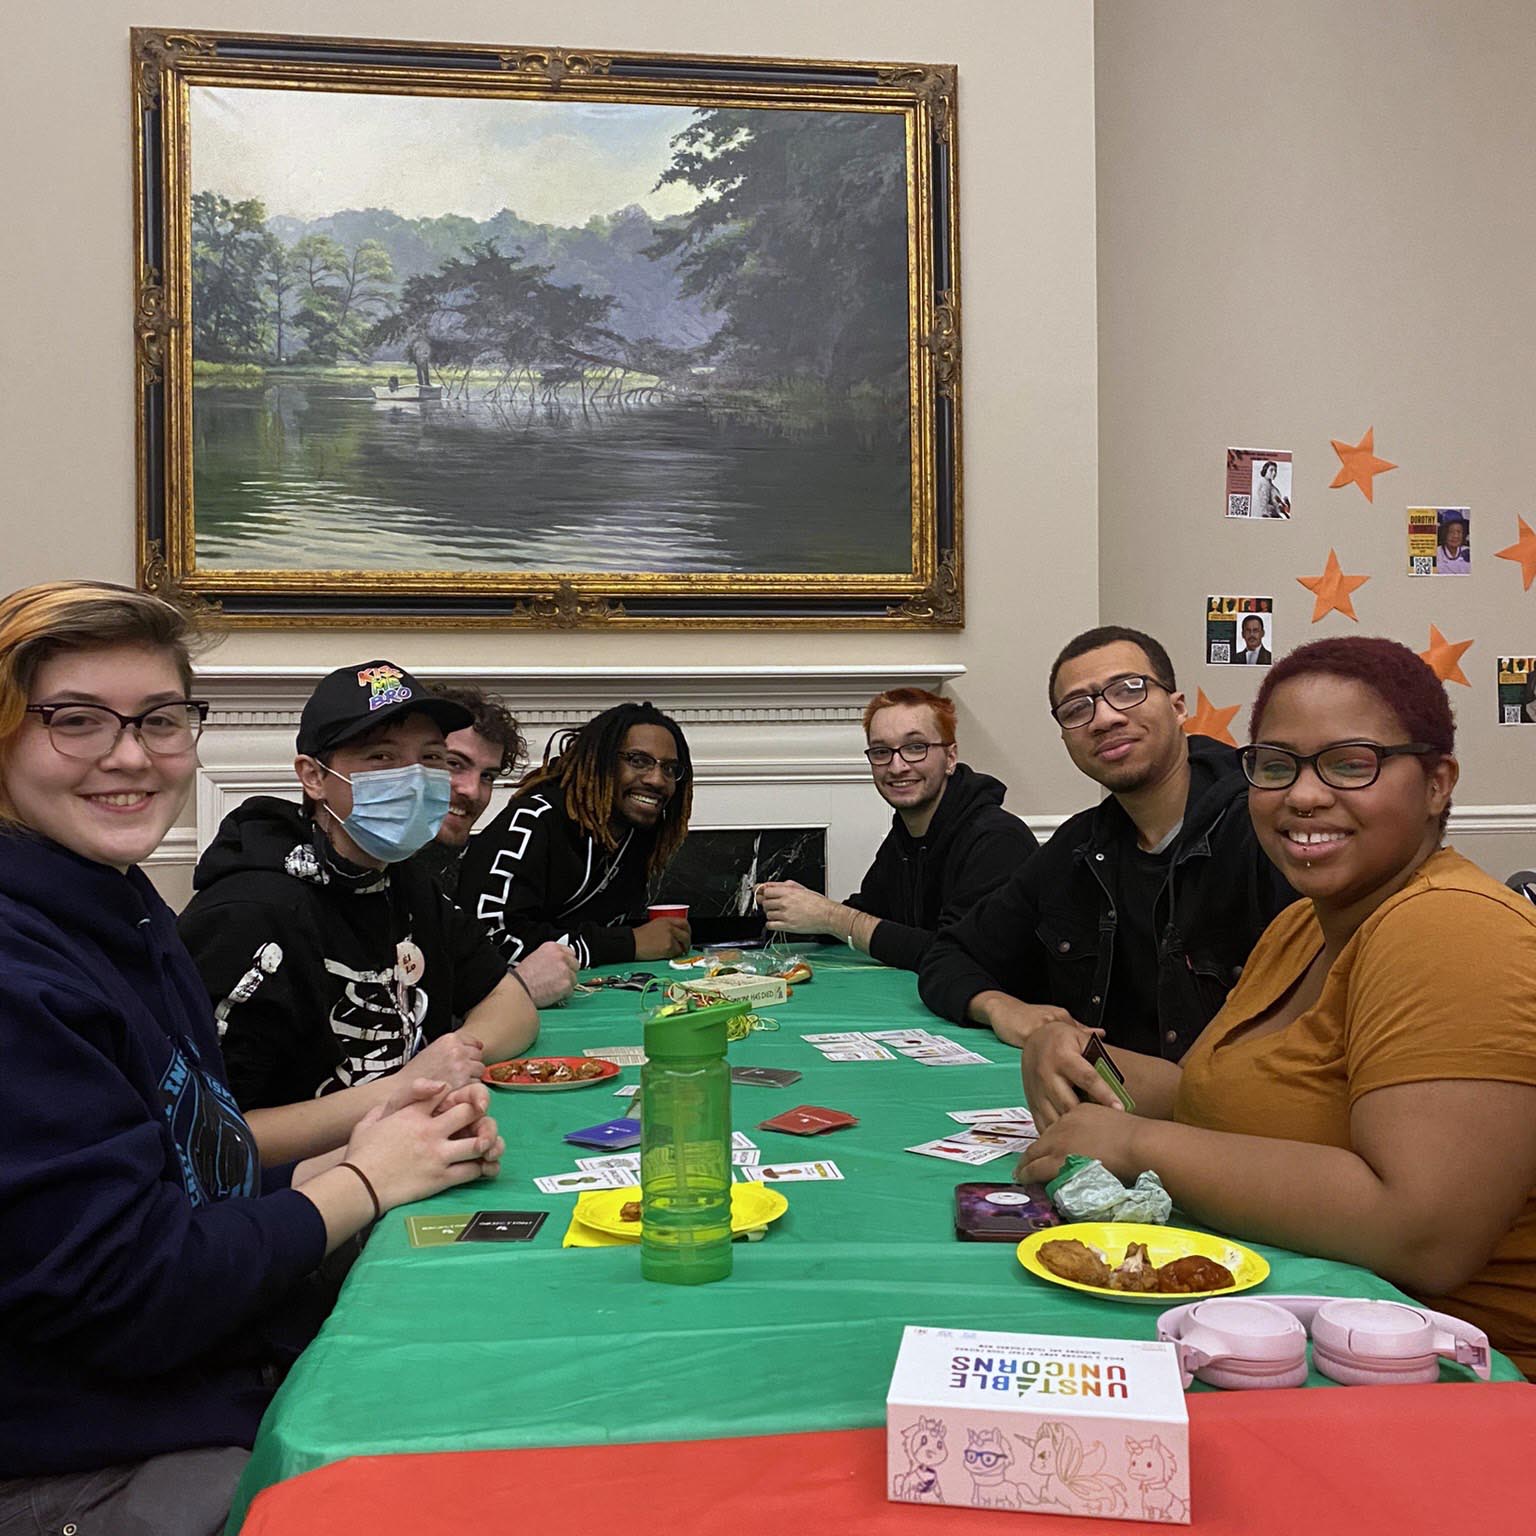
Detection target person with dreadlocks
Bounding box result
[457,701,694,968]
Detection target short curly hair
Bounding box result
[423,683,526,776]
[1250,636,1455,753]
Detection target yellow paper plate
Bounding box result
[573,1183,788,1240]
[1017,1221,1269,1304]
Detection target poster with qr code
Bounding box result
[1408,507,1471,577]
[1497,657,1536,725]
[1226,448,1292,519]
[1207,596,1274,666]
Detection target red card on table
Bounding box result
[758,1105,858,1136]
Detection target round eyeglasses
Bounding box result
[1241,740,1434,791]
[25,701,209,760]
[1051,675,1167,730]
[617,749,686,781]
[864,740,952,766]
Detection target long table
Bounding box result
[230,954,1520,1529]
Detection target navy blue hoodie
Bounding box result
[0,831,326,1477]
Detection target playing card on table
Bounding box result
[532,1167,638,1193]
[730,1067,803,1087]
[947,1106,1033,1125]
[821,1043,896,1061]
[737,1160,845,1183]
[904,1134,1017,1165]
[731,1132,759,1151]
[585,1046,646,1066]
[613,1083,640,1098]
[864,1029,940,1047]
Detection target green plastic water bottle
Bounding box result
[640,1000,743,1285]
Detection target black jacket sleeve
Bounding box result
[917,854,1052,1025]
[458,796,639,970]
[440,886,518,1015]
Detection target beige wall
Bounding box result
[1,0,1100,824]
[1096,0,1536,874]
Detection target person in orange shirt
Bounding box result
[1018,636,1536,1375]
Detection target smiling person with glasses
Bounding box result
[920,626,1294,1121]
[1017,637,1536,1379]
[458,701,695,967]
[0,586,506,1533]
[755,688,1036,969]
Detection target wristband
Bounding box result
[338,1160,382,1222]
[507,966,533,1000]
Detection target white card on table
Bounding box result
[738,1160,845,1182]
[912,1049,990,1066]
[532,1167,639,1193]
[904,1136,1015,1165]
[947,1106,1032,1125]
[585,1046,646,1066]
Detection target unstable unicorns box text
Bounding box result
[886,1325,1190,1522]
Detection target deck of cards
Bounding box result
[907,1108,1038,1165]
[759,1105,858,1136]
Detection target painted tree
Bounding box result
[291,235,395,362]
[648,109,909,392]
[191,192,276,361]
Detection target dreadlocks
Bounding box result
[517,701,692,880]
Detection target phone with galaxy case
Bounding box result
[953,1182,1061,1242]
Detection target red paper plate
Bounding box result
[482,1056,621,1091]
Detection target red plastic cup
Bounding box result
[647,903,690,921]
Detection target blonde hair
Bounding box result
[0,581,203,825]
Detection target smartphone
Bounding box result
[954,1182,1061,1242]
[1082,1034,1135,1112]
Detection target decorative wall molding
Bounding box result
[193,663,967,729]
[144,825,199,868]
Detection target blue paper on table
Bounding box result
[564,1117,642,1149]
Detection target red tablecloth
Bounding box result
[240,1380,1533,1534]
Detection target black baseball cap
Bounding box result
[296,660,474,757]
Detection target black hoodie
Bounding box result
[918,735,1298,1058]
[0,832,325,1475]
[844,762,1039,972]
[179,798,506,1110]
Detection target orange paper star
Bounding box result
[1182,689,1240,747]
[1418,625,1474,687]
[1297,548,1370,622]
[1329,426,1397,502]
[1495,516,1536,591]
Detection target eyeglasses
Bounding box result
[617,749,686,782]
[26,701,209,760]
[1241,740,1434,791]
[963,1449,1007,1468]
[1051,675,1167,729]
[863,740,952,766]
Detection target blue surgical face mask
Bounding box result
[319,762,451,863]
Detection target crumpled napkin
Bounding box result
[1044,1154,1172,1224]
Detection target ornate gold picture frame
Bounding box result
[134,29,960,629]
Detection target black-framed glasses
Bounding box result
[25,700,209,760]
[864,740,953,766]
[617,749,686,782]
[1241,740,1434,791]
[1051,675,1167,729]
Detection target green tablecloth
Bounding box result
[231,954,1518,1528]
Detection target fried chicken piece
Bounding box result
[1037,1238,1113,1287]
[1110,1241,1162,1292]
[619,1201,642,1223]
[1156,1254,1236,1293]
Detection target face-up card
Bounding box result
[821,1045,896,1061]
[405,1213,473,1246]
[905,1123,1035,1165]
[613,1083,640,1098]
[731,1067,803,1087]
[585,1046,647,1066]
[563,1117,642,1149]
[947,1106,1034,1125]
[911,1049,991,1066]
[737,1160,844,1183]
[759,1105,858,1136]
[864,1029,938,1046]
[731,1132,758,1151]
[456,1210,549,1242]
[532,1167,639,1193]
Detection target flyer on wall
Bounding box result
[1225,448,1293,519]
[1207,596,1275,666]
[1408,507,1471,577]
[1497,657,1536,725]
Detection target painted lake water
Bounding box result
[191,380,912,574]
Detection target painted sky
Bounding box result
[190,87,704,226]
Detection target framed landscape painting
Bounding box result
[133,29,961,627]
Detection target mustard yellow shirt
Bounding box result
[1175,847,1536,1375]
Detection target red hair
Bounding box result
[862,686,957,740]
[1251,637,1455,753]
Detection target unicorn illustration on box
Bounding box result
[1014,1422,1127,1515]
[1127,1434,1189,1522]
[961,1426,1035,1508]
[892,1415,948,1502]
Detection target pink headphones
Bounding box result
[1156,1295,1490,1390]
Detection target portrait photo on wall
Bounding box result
[1497,656,1536,725]
[1207,595,1274,666]
[1408,507,1471,576]
[1225,447,1292,520]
